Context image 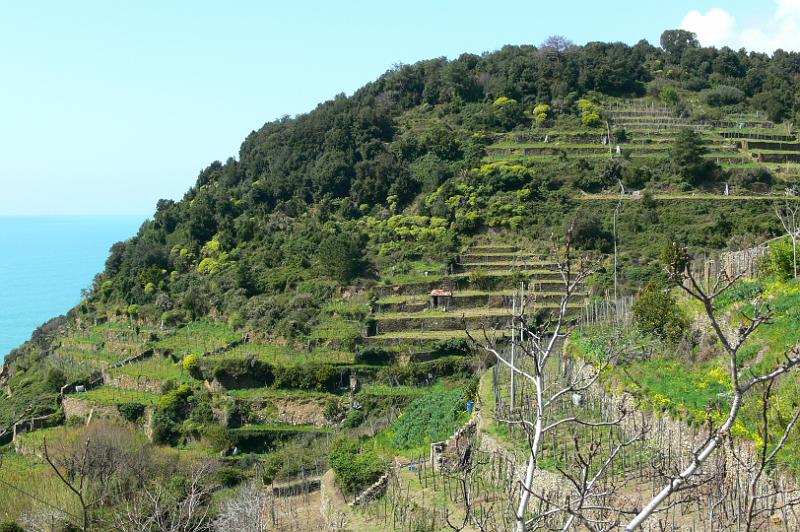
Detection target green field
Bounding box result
[155,321,241,356]
[72,386,160,406]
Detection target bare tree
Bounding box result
[737,381,800,531]
[775,200,800,278]
[470,234,632,532]
[42,437,92,532]
[540,35,575,53]
[113,460,217,532]
[623,244,800,530]
[213,480,271,532]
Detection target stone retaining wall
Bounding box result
[350,473,389,507]
[103,372,165,394]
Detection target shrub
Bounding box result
[0,521,24,532]
[211,358,273,388]
[533,103,551,126]
[188,400,215,425]
[467,270,498,290]
[151,410,179,445]
[323,399,344,422]
[317,234,368,283]
[342,409,365,429]
[578,99,602,127]
[670,129,720,186]
[157,384,193,419]
[632,284,689,345]
[355,347,393,365]
[659,86,680,106]
[65,415,85,427]
[182,353,200,373]
[328,436,385,494]
[215,466,246,488]
[701,85,745,107]
[117,402,146,422]
[202,424,233,452]
[765,238,797,281]
[571,212,613,252]
[390,388,467,450]
[45,368,66,392]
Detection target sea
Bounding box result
[0,215,145,360]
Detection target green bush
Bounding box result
[533,103,550,126]
[202,424,233,452]
[211,358,273,388]
[354,347,393,365]
[390,388,466,450]
[578,99,603,127]
[182,353,201,377]
[215,465,246,488]
[328,436,385,494]
[342,409,365,428]
[0,521,24,532]
[765,238,798,281]
[701,85,745,107]
[377,357,472,386]
[117,402,146,422]
[158,384,193,420]
[65,415,85,427]
[632,284,689,345]
[45,368,66,392]
[272,363,341,391]
[151,410,179,445]
[317,234,368,283]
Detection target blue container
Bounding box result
[466,401,475,414]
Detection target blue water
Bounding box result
[0,216,145,360]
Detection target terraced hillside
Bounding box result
[486,101,800,184]
[368,243,583,346]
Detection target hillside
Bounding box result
[3,29,800,530]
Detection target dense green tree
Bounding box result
[633,284,690,344]
[660,29,699,63]
[669,129,720,186]
[316,234,368,283]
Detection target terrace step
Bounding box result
[375,290,582,313]
[375,273,567,297]
[739,140,800,152]
[456,261,555,272]
[373,305,579,334]
[364,329,508,345]
[465,245,519,253]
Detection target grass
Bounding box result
[360,383,435,398]
[0,447,84,523]
[227,387,335,401]
[367,329,509,341]
[217,342,355,366]
[378,260,444,285]
[155,321,240,356]
[572,279,800,471]
[459,260,552,268]
[231,423,329,433]
[375,307,511,320]
[371,386,470,456]
[71,386,160,406]
[108,354,193,382]
[307,318,362,344]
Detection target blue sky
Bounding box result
[0,1,790,215]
